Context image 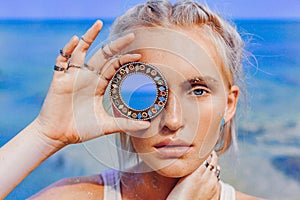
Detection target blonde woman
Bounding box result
[1,1,263,199]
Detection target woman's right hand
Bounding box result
[33,20,150,148]
[167,151,221,200]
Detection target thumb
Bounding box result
[104,117,150,134]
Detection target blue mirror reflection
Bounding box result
[120,74,157,111]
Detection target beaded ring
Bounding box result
[110,62,168,120]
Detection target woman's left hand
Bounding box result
[34,20,150,147]
[167,151,221,200]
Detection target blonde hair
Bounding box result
[109,0,245,158]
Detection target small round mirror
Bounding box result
[110,62,168,120]
[120,74,157,111]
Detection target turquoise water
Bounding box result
[1,19,300,199]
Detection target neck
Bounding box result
[120,171,179,200]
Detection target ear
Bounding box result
[224,85,240,122]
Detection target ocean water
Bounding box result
[0,19,300,199]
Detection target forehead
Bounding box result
[123,27,224,82]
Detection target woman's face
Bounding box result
[121,26,239,177]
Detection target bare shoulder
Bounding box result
[236,191,265,200]
[28,175,105,200]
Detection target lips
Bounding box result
[154,138,193,158]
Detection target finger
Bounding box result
[69,20,103,66]
[95,53,141,95]
[99,54,141,81]
[210,151,221,181]
[195,161,209,175]
[102,33,135,57]
[104,116,150,134]
[93,53,141,97]
[205,153,212,164]
[119,54,141,65]
[86,33,136,71]
[210,151,218,167]
[55,36,79,70]
[79,20,103,51]
[205,151,220,181]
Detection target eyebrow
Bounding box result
[179,76,218,90]
[187,76,218,85]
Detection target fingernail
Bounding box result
[94,19,101,24]
[71,35,79,42]
[92,20,103,30]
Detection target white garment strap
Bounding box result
[101,170,235,200]
[220,181,236,200]
[101,170,122,200]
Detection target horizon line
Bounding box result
[0,17,300,22]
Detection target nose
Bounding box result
[160,90,184,132]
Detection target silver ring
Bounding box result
[215,166,221,181]
[98,72,110,81]
[203,160,220,181]
[118,58,121,66]
[84,63,95,72]
[101,45,111,59]
[114,54,122,66]
[60,49,71,59]
[81,36,92,45]
[209,164,215,171]
[67,62,82,70]
[108,42,118,55]
[107,54,121,62]
[203,160,209,168]
[54,65,65,72]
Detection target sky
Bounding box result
[0,0,300,20]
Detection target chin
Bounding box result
[152,159,201,178]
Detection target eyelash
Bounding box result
[188,84,211,97]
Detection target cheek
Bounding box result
[130,137,149,153]
[183,97,224,158]
[183,97,213,134]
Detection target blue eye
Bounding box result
[192,88,205,96]
[192,89,205,96]
[188,85,210,96]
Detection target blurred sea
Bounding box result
[0,19,300,199]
